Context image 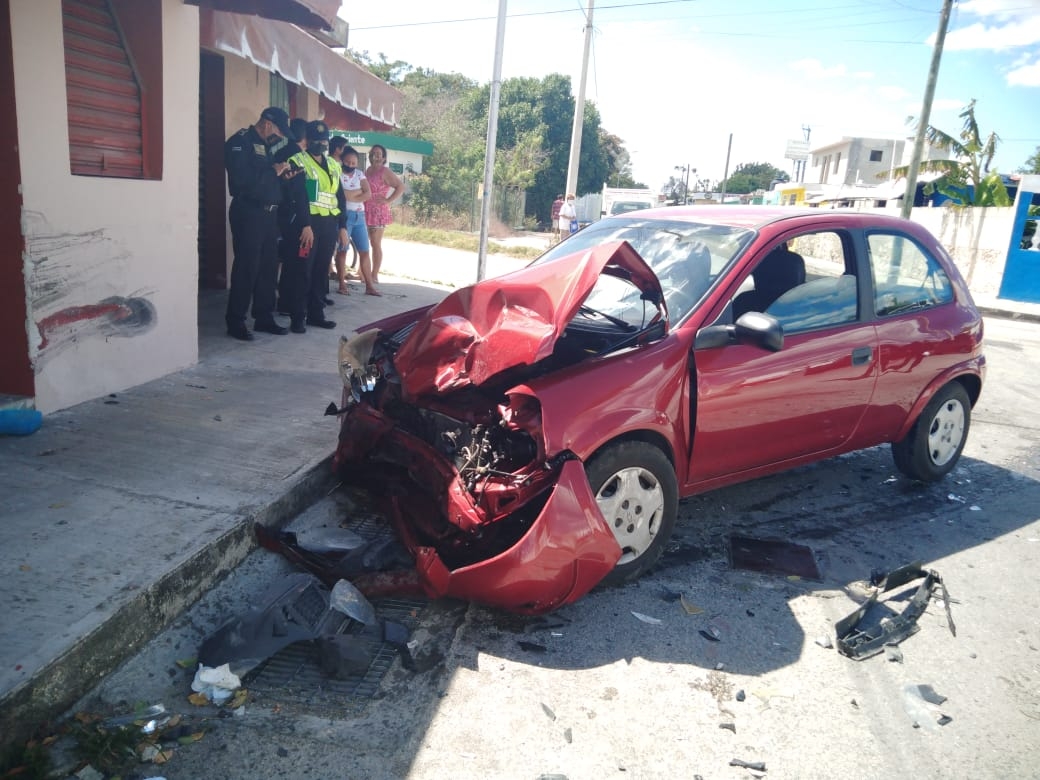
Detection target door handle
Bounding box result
[851,346,873,365]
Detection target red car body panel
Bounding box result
[392,240,663,398]
[393,459,621,614]
[330,207,985,613]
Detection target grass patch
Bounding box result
[384,224,544,260]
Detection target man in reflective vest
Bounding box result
[287,121,348,332]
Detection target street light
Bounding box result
[674,164,695,205]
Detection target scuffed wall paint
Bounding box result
[11,0,199,413]
[21,211,157,368]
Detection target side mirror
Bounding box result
[694,311,783,352]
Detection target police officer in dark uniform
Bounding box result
[223,106,297,341]
[274,117,309,317]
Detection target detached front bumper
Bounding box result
[334,405,621,614]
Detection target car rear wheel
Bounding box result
[892,382,971,482]
[585,441,678,585]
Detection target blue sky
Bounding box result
[342,0,1040,190]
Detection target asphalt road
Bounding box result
[60,315,1040,780]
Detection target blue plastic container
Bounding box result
[0,408,43,435]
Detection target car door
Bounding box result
[687,228,879,485]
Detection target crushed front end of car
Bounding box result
[332,241,667,614]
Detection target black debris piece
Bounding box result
[729,758,766,771]
[519,641,548,653]
[699,628,721,642]
[729,535,821,580]
[318,635,372,679]
[835,562,955,660]
[719,722,736,733]
[735,690,746,702]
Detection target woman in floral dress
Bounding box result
[363,144,404,295]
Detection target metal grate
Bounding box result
[245,595,426,714]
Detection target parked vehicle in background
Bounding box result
[601,186,657,218]
[333,207,985,614]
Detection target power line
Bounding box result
[352,0,700,31]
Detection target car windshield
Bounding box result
[535,216,754,324]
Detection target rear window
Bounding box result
[867,232,953,316]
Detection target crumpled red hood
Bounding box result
[393,240,664,397]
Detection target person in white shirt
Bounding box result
[558,193,577,238]
[336,145,376,295]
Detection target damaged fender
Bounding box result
[399,458,622,614]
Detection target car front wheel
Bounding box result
[892,382,971,482]
[584,441,678,585]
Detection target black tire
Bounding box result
[892,382,971,482]
[584,441,678,585]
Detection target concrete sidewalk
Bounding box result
[0,234,1034,745]
[0,240,527,745]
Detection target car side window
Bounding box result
[867,232,953,316]
[732,231,858,334]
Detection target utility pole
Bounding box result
[565,0,594,199]
[476,0,507,281]
[800,125,811,182]
[719,133,733,204]
[902,0,953,219]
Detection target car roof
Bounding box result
[628,205,917,232]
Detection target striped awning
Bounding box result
[201,10,400,127]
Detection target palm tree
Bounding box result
[881,99,1011,207]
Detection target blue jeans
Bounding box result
[344,210,370,252]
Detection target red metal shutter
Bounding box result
[63,0,143,178]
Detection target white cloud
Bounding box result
[943,13,1040,50]
[958,0,1040,22]
[852,71,874,80]
[1008,57,1040,86]
[788,58,848,79]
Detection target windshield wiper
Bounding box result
[579,304,637,331]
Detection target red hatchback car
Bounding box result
[333,207,985,614]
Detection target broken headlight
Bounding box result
[338,331,381,403]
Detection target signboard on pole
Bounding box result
[784,140,810,161]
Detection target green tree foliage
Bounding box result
[1018,145,1040,175]
[352,54,635,226]
[721,162,789,194]
[882,99,1010,207]
[348,50,412,85]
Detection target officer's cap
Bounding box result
[306,120,331,142]
[260,106,295,141]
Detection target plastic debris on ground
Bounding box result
[699,625,722,642]
[631,611,662,625]
[680,594,704,615]
[834,562,955,660]
[902,683,951,730]
[729,535,821,580]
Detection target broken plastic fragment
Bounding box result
[947,493,967,503]
[885,644,904,663]
[719,722,736,733]
[902,683,948,731]
[729,758,766,771]
[814,635,833,649]
[631,611,662,625]
[699,625,722,642]
[541,702,557,721]
[330,578,377,626]
[680,594,704,615]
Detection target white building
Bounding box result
[1,0,403,413]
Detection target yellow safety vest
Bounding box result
[292,151,342,216]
